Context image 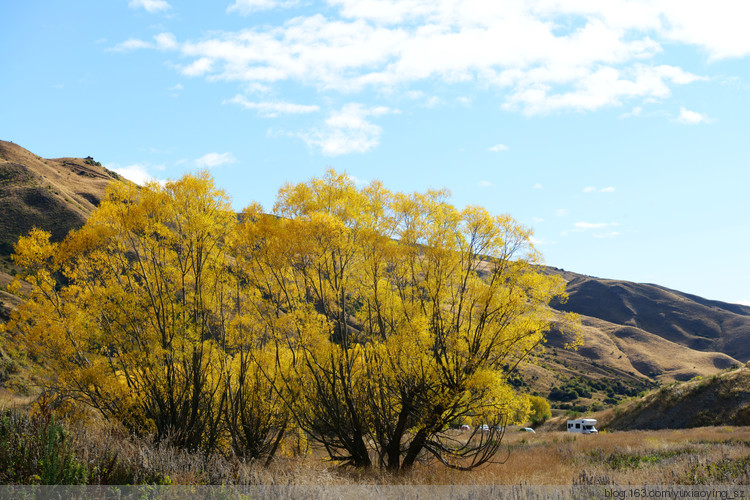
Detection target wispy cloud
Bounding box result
[593,231,621,239]
[227,0,298,15]
[195,152,236,168]
[676,107,711,124]
[620,106,643,118]
[115,1,738,118]
[112,39,151,51]
[181,57,213,77]
[110,32,176,52]
[569,221,620,238]
[556,209,568,217]
[488,144,509,152]
[128,0,170,13]
[168,83,183,97]
[574,222,611,230]
[534,183,543,189]
[346,173,368,186]
[584,186,616,193]
[299,103,397,156]
[153,33,177,50]
[225,95,320,117]
[478,180,492,187]
[107,163,166,186]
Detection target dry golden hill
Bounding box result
[599,365,750,430]
[549,271,750,362]
[515,268,748,412]
[0,140,121,254]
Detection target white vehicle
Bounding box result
[567,418,598,434]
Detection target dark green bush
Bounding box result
[0,404,88,484]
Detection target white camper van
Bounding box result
[567,418,598,434]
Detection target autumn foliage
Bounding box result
[5,170,574,470]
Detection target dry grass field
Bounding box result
[41,421,749,486]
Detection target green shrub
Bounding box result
[0,358,20,383]
[0,403,88,484]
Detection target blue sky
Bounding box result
[2,0,749,305]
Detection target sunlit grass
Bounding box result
[2,404,749,486]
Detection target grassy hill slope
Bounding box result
[548,271,750,362]
[602,365,750,430]
[0,140,121,256]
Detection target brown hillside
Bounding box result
[547,314,738,382]
[546,270,750,363]
[601,366,750,430]
[0,140,121,255]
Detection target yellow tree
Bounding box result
[6,173,287,457]
[237,170,577,470]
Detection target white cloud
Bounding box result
[533,183,543,189]
[529,236,545,246]
[584,186,616,193]
[113,0,749,128]
[128,0,170,13]
[128,3,712,111]
[424,96,441,108]
[108,163,165,186]
[181,57,214,77]
[154,33,178,50]
[556,209,568,217]
[737,299,750,307]
[574,222,610,230]
[593,231,620,239]
[195,152,236,168]
[488,144,509,152]
[478,180,492,187]
[572,221,620,238]
[168,83,183,97]
[657,0,750,60]
[299,103,397,156]
[676,107,711,124]
[225,94,320,117]
[532,216,544,223]
[346,173,369,186]
[227,0,297,15]
[111,32,177,52]
[502,64,703,116]
[621,106,643,118]
[110,38,152,52]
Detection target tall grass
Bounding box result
[0,404,87,484]
[1,401,749,486]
